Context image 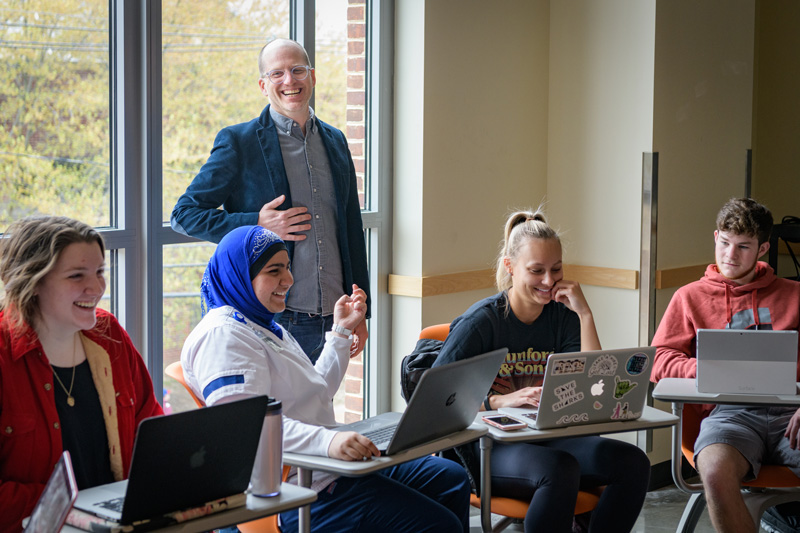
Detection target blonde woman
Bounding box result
[433,209,649,533]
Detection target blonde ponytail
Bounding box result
[494,208,559,292]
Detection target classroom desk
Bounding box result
[652,377,800,494]
[60,482,317,533]
[283,423,488,532]
[476,405,679,533]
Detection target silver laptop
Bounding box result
[74,396,269,526]
[500,347,653,430]
[696,329,799,394]
[23,451,78,533]
[336,348,507,455]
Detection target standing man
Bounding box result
[650,197,800,533]
[171,38,369,363]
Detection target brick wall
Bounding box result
[344,0,366,424]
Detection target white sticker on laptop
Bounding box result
[551,358,586,375]
[588,354,618,377]
[552,380,584,411]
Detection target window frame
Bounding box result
[107,0,393,414]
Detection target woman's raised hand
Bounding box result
[333,284,367,334]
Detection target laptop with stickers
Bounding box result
[500,347,653,430]
[696,329,798,394]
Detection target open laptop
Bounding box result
[696,329,799,394]
[73,395,269,527]
[23,451,78,533]
[500,347,653,430]
[336,348,508,455]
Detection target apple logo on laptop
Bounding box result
[445,393,457,406]
[590,379,605,397]
[190,446,207,469]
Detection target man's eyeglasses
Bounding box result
[262,65,313,85]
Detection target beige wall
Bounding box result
[751,0,800,223]
[548,0,656,350]
[652,0,755,272]
[392,0,550,408]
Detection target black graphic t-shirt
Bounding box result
[433,292,581,395]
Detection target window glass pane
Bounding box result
[162,242,216,414]
[1,0,111,229]
[161,0,290,223]
[316,0,367,212]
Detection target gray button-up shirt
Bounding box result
[270,107,344,316]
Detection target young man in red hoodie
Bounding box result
[651,197,800,533]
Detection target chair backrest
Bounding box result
[768,219,800,280]
[419,323,450,341]
[164,361,205,408]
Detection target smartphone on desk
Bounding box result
[482,414,527,431]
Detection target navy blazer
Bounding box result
[171,105,370,314]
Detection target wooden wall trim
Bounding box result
[388,264,640,298]
[655,264,708,290]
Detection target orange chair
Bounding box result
[164,361,205,408]
[671,403,800,532]
[164,362,289,533]
[418,324,602,531]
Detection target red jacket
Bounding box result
[0,309,163,532]
[651,262,800,415]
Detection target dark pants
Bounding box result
[277,312,334,365]
[483,435,650,533]
[279,455,471,532]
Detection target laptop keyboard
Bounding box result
[97,497,125,512]
[362,425,397,445]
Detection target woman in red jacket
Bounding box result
[0,216,163,532]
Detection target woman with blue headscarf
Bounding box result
[180,226,470,533]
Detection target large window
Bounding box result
[1,0,392,418]
[1,0,111,229]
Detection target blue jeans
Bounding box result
[277,312,333,365]
[279,455,470,532]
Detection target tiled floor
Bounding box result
[468,484,772,532]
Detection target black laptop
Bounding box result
[336,348,507,455]
[73,396,269,526]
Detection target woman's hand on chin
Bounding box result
[332,284,367,333]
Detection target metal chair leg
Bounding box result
[676,492,706,533]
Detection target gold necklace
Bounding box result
[51,334,78,407]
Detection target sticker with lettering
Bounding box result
[552,380,585,411]
[613,375,638,399]
[625,352,649,375]
[588,354,618,377]
[552,358,586,375]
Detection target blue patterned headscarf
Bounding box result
[201,226,288,339]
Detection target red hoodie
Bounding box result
[651,262,800,394]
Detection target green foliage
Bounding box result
[1,0,353,382]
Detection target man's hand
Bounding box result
[257,195,312,241]
[785,408,800,449]
[350,318,369,357]
[328,431,381,461]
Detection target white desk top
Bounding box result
[283,423,487,475]
[61,483,317,533]
[478,405,678,443]
[653,377,800,406]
